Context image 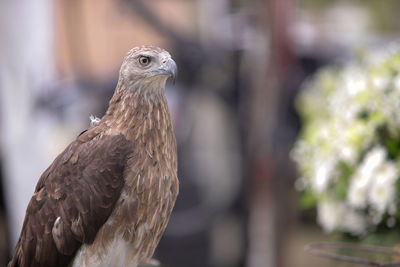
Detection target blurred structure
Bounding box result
[2,0,400,267]
[0,0,57,258]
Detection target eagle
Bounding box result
[8,46,179,267]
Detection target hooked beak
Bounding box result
[156,58,177,84]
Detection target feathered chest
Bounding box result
[109,95,179,233]
[123,98,178,206]
[72,97,179,267]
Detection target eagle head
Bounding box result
[119,45,177,92]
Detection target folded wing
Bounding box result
[9,127,133,267]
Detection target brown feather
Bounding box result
[9,45,179,267]
[9,130,133,267]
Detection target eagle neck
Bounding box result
[103,82,173,141]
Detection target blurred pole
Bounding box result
[244,0,296,266]
[0,0,55,250]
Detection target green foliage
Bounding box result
[300,190,318,210]
[333,162,352,200]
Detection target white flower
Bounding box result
[317,198,344,233]
[347,147,398,216]
[338,144,357,164]
[347,146,386,208]
[371,75,390,91]
[342,66,367,96]
[318,197,367,235]
[393,74,400,92]
[293,46,400,236]
[311,157,335,194]
[340,121,374,164]
[359,146,386,177]
[347,173,370,209]
[368,161,398,214]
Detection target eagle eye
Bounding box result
[138,56,151,66]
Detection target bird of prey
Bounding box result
[8,45,179,267]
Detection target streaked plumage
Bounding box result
[9,45,179,267]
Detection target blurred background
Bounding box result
[2,0,400,266]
